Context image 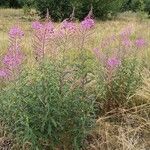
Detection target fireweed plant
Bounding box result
[0,16,148,149]
[92,26,146,113]
[0,16,96,150]
[0,26,24,88]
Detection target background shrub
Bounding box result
[34,0,125,21]
[144,0,150,14]
[0,0,149,20]
[0,0,34,8]
[122,0,150,14]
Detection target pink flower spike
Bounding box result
[9,26,24,38]
[61,20,76,32]
[0,69,9,78]
[122,39,132,47]
[32,21,43,30]
[44,22,54,34]
[3,50,24,69]
[120,26,133,39]
[135,38,145,48]
[107,57,121,70]
[81,18,95,30]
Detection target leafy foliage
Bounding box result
[0,60,95,149]
[34,0,125,21]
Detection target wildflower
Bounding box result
[44,22,54,34]
[3,50,24,69]
[0,69,9,78]
[122,39,132,47]
[61,20,76,32]
[32,21,54,33]
[32,21,54,60]
[107,57,121,70]
[135,38,145,48]
[81,17,95,30]
[32,21,54,40]
[9,26,24,38]
[120,26,132,39]
[32,21,43,30]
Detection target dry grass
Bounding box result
[85,104,150,150]
[84,69,150,150]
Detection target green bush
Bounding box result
[34,0,125,21]
[122,0,150,15]
[144,0,150,15]
[0,60,95,149]
[0,0,10,7]
[0,0,34,8]
[95,57,142,113]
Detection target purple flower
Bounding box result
[81,18,95,30]
[107,57,121,70]
[0,69,9,78]
[122,39,132,47]
[120,26,132,39]
[32,21,54,33]
[3,50,24,69]
[61,20,76,32]
[32,21,54,40]
[9,26,24,38]
[32,21,54,60]
[135,38,145,48]
[32,21,43,30]
[44,22,54,33]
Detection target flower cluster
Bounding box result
[61,20,76,32]
[32,21,54,38]
[3,50,24,69]
[0,26,24,79]
[135,38,146,48]
[120,26,133,48]
[0,69,9,78]
[81,17,95,30]
[9,26,24,39]
[32,21,54,60]
[122,38,132,47]
[107,57,121,70]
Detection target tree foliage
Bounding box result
[0,0,149,20]
[35,0,125,21]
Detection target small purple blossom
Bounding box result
[3,50,24,69]
[81,18,95,30]
[32,21,54,33]
[32,21,43,30]
[61,20,76,32]
[122,39,132,47]
[0,69,9,78]
[9,26,24,38]
[135,38,145,48]
[120,26,133,39]
[32,21,54,41]
[44,22,54,33]
[107,57,121,70]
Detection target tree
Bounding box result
[35,0,125,21]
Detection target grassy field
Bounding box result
[0,9,149,52]
[0,9,150,150]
